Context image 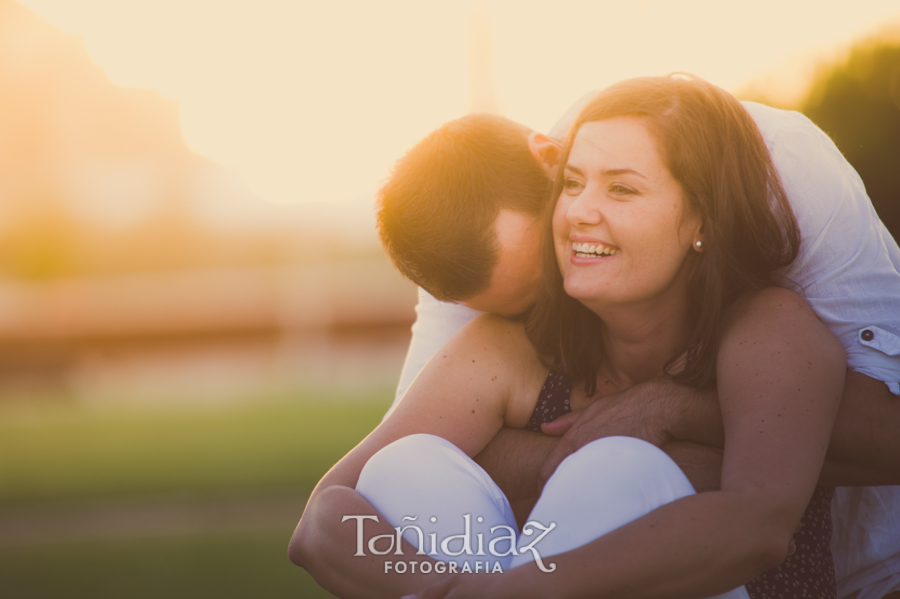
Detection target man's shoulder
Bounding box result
[739,100,856,205]
[740,101,823,145]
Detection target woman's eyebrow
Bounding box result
[604,168,648,180]
[565,163,648,180]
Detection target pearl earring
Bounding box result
[694,240,704,250]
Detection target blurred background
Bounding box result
[0,0,898,597]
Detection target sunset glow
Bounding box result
[17,0,900,206]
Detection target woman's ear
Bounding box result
[528,132,563,179]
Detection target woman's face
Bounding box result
[553,117,701,312]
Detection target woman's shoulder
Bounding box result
[453,313,537,358]
[722,287,812,331]
[451,313,550,424]
[719,286,844,365]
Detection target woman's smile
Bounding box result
[570,236,621,264]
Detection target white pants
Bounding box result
[357,433,749,598]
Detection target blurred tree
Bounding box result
[801,38,900,242]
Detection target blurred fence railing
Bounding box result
[0,257,416,345]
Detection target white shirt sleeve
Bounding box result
[743,101,900,390]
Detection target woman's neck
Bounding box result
[590,291,695,390]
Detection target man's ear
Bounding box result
[527,132,563,180]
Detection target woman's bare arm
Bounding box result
[289,315,545,598]
[418,287,845,599]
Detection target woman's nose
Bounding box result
[567,189,602,227]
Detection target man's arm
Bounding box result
[661,440,723,493]
[539,370,900,488]
[474,428,557,526]
[821,370,900,485]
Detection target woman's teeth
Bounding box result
[572,242,620,257]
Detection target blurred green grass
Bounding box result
[0,530,335,599]
[0,389,393,598]
[0,390,391,504]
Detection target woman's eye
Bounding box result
[610,184,636,195]
[564,178,583,192]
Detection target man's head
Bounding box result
[376,114,558,316]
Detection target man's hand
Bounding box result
[539,378,722,483]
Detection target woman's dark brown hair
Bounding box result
[526,74,801,394]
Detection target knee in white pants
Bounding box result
[512,436,749,599]
[357,434,517,568]
[552,436,696,508]
[512,436,693,566]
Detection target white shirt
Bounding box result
[388,100,900,598]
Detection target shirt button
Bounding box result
[861,329,875,341]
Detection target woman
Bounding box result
[290,75,845,598]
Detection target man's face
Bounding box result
[461,209,545,316]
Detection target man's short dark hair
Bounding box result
[376,114,551,301]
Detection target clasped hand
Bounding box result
[538,377,684,485]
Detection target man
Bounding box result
[376,95,900,598]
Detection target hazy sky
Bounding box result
[18,0,900,207]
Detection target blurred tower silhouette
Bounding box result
[467,12,501,115]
